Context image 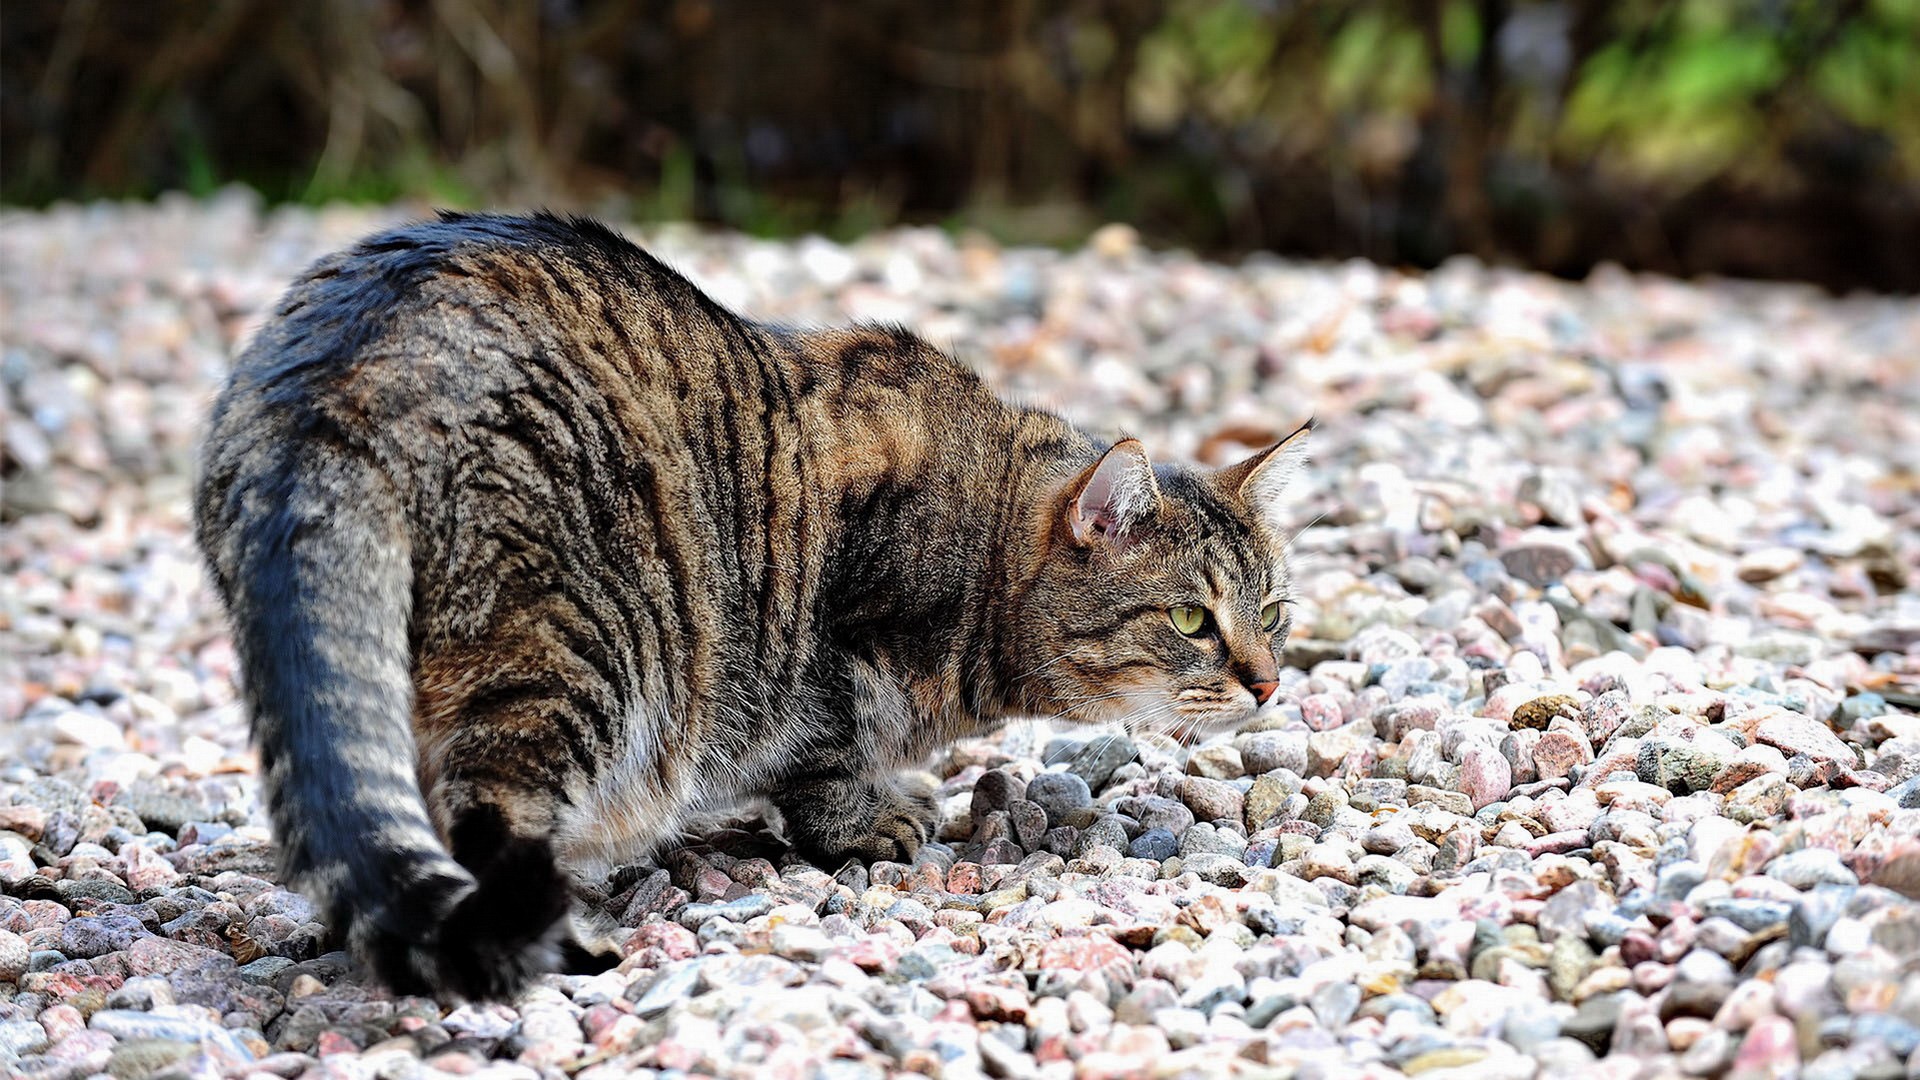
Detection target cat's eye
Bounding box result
[1169,606,1208,636]
[1261,600,1287,632]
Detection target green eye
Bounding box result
[1169,606,1208,636]
[1261,601,1286,631]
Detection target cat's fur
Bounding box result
[193,211,1307,1000]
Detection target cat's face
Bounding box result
[1014,424,1308,740]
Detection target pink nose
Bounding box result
[1248,680,1279,704]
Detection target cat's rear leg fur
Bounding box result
[364,774,616,999]
[773,772,938,865]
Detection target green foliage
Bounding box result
[1562,30,1786,184]
[1324,11,1431,115]
[1440,1,1483,71]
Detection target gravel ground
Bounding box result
[3,192,1920,1080]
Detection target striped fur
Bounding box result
[192,212,1307,999]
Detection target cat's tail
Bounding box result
[195,440,571,1000]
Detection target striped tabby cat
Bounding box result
[194,212,1308,999]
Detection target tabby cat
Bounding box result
[193,212,1309,1000]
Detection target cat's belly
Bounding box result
[553,712,700,871]
[550,706,764,873]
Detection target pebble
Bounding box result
[1767,847,1859,889]
[1065,737,1139,791]
[1460,745,1513,810]
[1176,777,1243,823]
[1129,829,1178,863]
[1023,772,1092,826]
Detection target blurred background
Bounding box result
[3,0,1917,292]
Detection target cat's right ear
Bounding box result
[1216,419,1311,532]
[1063,439,1160,548]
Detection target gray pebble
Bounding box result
[1065,737,1139,792]
[970,769,1025,817]
[1129,828,1177,862]
[1022,772,1092,826]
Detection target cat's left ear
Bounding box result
[1064,439,1161,548]
[1217,419,1312,531]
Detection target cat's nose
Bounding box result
[1246,679,1279,704]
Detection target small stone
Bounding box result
[1306,722,1373,777]
[1179,853,1251,887]
[1243,774,1294,830]
[53,710,125,749]
[1238,732,1308,776]
[1754,714,1857,768]
[1299,843,1357,885]
[1726,1014,1798,1079]
[1726,773,1793,823]
[0,929,29,983]
[1561,993,1623,1053]
[1066,737,1139,792]
[1089,222,1139,259]
[1023,772,1092,826]
[1129,829,1177,863]
[1499,540,1589,587]
[1736,547,1802,583]
[630,962,701,1018]
[1176,776,1243,823]
[238,956,296,984]
[0,1019,48,1058]
[1513,694,1582,731]
[1663,949,1736,1018]
[107,1039,197,1079]
[1186,744,1243,779]
[970,769,1025,817]
[1637,736,1733,795]
[1459,745,1512,811]
[1534,730,1594,781]
[1766,848,1859,889]
[1308,980,1361,1028]
[1007,799,1048,849]
[770,924,833,962]
[1869,849,1920,899]
[1072,815,1130,858]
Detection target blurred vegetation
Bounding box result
[3,0,1917,290]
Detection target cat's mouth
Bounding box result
[1161,710,1256,745]
[1153,687,1264,743]
[1047,682,1264,742]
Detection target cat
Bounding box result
[193,211,1309,1000]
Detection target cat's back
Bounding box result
[219,212,723,418]
[195,210,768,616]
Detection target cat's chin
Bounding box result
[1161,710,1261,745]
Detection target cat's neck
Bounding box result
[794,328,1092,728]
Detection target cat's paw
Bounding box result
[779,776,938,865]
[840,782,938,863]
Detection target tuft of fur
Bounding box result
[193,212,1308,999]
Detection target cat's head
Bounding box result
[1014,421,1310,741]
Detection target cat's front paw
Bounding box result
[842,782,938,863]
[778,776,938,865]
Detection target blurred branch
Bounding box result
[82,0,255,191]
[0,0,1913,290]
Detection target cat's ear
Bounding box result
[1064,439,1160,547]
[1217,419,1311,531]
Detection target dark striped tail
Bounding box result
[202,448,572,999]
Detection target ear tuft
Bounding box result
[1065,440,1159,547]
[1218,419,1311,530]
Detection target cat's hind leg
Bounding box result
[368,750,616,999]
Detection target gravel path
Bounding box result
[3,193,1919,1080]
